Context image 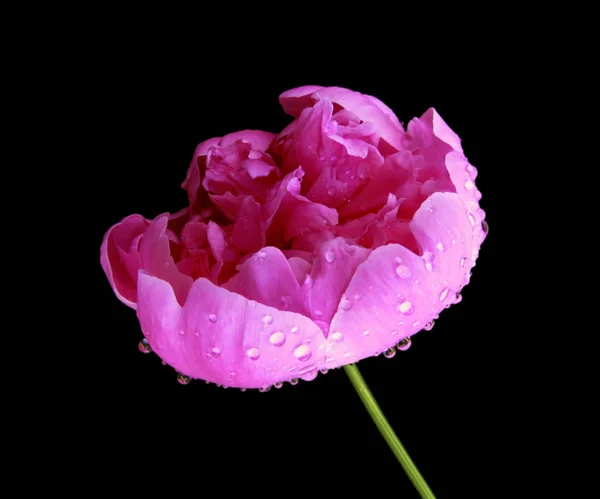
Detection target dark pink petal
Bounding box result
[139,214,193,305]
[220,130,275,151]
[324,192,481,369]
[100,214,150,309]
[209,191,240,220]
[182,137,220,207]
[137,271,329,388]
[180,220,207,251]
[232,196,266,254]
[206,221,241,283]
[279,85,325,117]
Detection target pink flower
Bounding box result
[101,86,486,389]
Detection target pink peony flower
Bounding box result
[101,85,486,389]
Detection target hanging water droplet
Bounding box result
[473,189,482,201]
[325,250,336,263]
[330,331,344,342]
[398,301,414,315]
[465,179,474,191]
[436,242,445,252]
[439,288,449,301]
[384,347,396,358]
[208,314,218,323]
[424,320,435,331]
[176,373,191,385]
[396,337,412,351]
[269,331,285,347]
[298,366,318,381]
[320,368,329,374]
[454,293,463,304]
[258,386,271,393]
[294,345,312,361]
[395,264,412,278]
[262,315,273,325]
[290,325,300,334]
[210,347,222,357]
[246,347,260,360]
[240,388,247,392]
[274,382,283,389]
[289,378,299,385]
[339,299,352,311]
[138,338,151,354]
[482,220,489,234]
[363,329,370,336]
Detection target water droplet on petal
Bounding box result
[320,368,329,374]
[391,329,399,335]
[363,329,370,336]
[262,315,273,325]
[298,366,318,380]
[208,314,218,323]
[294,345,312,362]
[482,220,489,234]
[439,288,449,302]
[353,293,361,301]
[246,347,260,360]
[436,242,445,252]
[176,373,191,385]
[473,189,482,201]
[289,378,299,385]
[257,251,267,259]
[303,275,313,287]
[240,388,246,392]
[412,320,421,328]
[325,250,336,263]
[461,256,467,268]
[395,264,412,278]
[469,214,475,226]
[339,299,352,311]
[269,331,285,347]
[396,337,412,351]
[281,295,292,309]
[258,386,271,393]
[454,293,463,304]
[314,310,323,319]
[384,347,396,358]
[330,331,344,342]
[290,325,300,334]
[398,301,414,315]
[138,338,151,354]
[327,187,336,196]
[210,347,222,357]
[428,206,435,213]
[465,179,475,190]
[274,382,283,389]
[424,320,435,331]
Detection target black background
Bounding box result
[75,36,514,498]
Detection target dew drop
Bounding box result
[330,331,344,343]
[461,256,467,268]
[363,329,370,336]
[258,386,271,393]
[412,321,421,328]
[257,251,267,260]
[290,325,300,334]
[299,366,318,381]
[465,179,475,191]
[303,275,313,288]
[314,310,323,319]
[396,337,412,351]
[391,329,399,335]
[262,315,273,325]
[208,314,218,323]
[289,378,299,385]
[246,347,260,360]
[327,187,336,196]
[474,189,482,201]
[395,256,403,263]
[138,338,152,354]
[210,347,222,357]
[294,345,312,362]
[325,250,336,263]
[281,295,292,309]
[454,293,463,304]
[436,242,445,252]
[395,264,412,278]
[439,288,449,302]
[274,382,283,389]
[353,293,361,301]
[424,320,435,331]
[398,301,414,315]
[269,331,285,347]
[320,368,329,374]
[384,347,396,358]
[339,299,352,311]
[176,373,191,385]
[428,206,435,213]
[482,220,489,234]
[469,214,475,226]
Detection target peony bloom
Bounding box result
[101,85,486,389]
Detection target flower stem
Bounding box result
[343,363,436,499]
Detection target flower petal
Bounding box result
[220,130,275,151]
[139,214,194,305]
[100,214,150,309]
[232,196,266,254]
[137,271,328,388]
[324,192,481,368]
[279,85,325,117]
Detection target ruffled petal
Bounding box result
[100,214,150,309]
[137,271,328,388]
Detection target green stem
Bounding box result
[343,363,436,499]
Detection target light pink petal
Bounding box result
[242,158,277,179]
[279,85,326,117]
[324,192,481,369]
[137,271,329,388]
[287,257,312,285]
[232,196,266,254]
[304,237,370,325]
[223,246,307,316]
[139,214,193,305]
[100,214,150,309]
[220,130,275,151]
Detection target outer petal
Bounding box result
[324,192,481,368]
[137,271,329,388]
[279,85,325,117]
[139,214,194,305]
[220,130,275,151]
[100,214,150,309]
